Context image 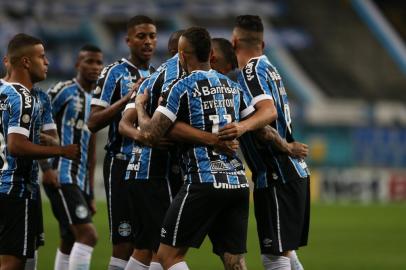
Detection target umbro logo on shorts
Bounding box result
[263,238,272,247]
[161,228,167,238]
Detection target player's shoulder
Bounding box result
[47,79,75,95]
[33,87,50,100]
[99,59,125,78]
[165,54,180,68]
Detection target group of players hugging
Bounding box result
[0,14,310,270]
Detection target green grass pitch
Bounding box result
[37,202,406,269]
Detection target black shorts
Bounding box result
[103,155,132,244]
[160,183,250,255]
[127,178,172,251]
[36,191,45,248]
[0,196,39,258]
[44,184,92,241]
[254,176,310,255]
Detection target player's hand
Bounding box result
[40,132,58,146]
[42,169,60,188]
[89,199,97,216]
[287,142,309,159]
[61,144,80,161]
[213,139,239,157]
[135,91,150,107]
[126,78,144,101]
[218,122,247,140]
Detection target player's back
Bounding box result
[159,69,247,185]
[239,55,309,185]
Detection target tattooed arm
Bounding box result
[256,125,308,159]
[135,93,173,147]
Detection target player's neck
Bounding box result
[75,76,94,93]
[128,55,150,70]
[237,50,263,69]
[187,62,211,73]
[9,72,33,90]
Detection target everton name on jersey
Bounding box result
[157,69,253,185]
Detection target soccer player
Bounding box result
[43,44,103,270]
[88,15,157,270]
[0,33,79,270]
[210,38,238,77]
[2,50,59,270]
[119,29,241,270]
[133,27,275,270]
[232,15,310,270]
[167,30,185,57]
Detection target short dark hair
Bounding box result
[235,15,264,32]
[79,44,102,53]
[212,38,238,70]
[182,27,211,62]
[7,33,43,64]
[127,15,155,31]
[168,29,185,52]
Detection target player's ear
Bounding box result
[209,49,215,64]
[21,56,30,69]
[231,36,237,50]
[261,41,265,50]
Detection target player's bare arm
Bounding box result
[135,92,173,147]
[8,133,79,160]
[119,107,145,142]
[256,125,309,159]
[218,99,277,140]
[88,132,97,215]
[88,78,143,132]
[168,121,239,157]
[39,129,60,188]
[221,253,247,270]
[39,129,60,146]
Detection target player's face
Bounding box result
[210,43,229,75]
[28,44,49,83]
[77,51,103,83]
[127,23,157,63]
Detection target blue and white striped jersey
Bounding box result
[48,79,92,192]
[0,83,56,199]
[238,55,310,188]
[125,54,184,181]
[92,58,153,160]
[157,69,252,185]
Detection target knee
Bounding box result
[261,253,290,268]
[75,225,98,247]
[156,244,186,269]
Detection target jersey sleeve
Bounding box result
[91,64,121,108]
[40,92,57,131]
[155,79,186,122]
[239,89,255,119]
[7,88,34,137]
[238,58,274,107]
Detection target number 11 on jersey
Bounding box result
[209,114,232,134]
